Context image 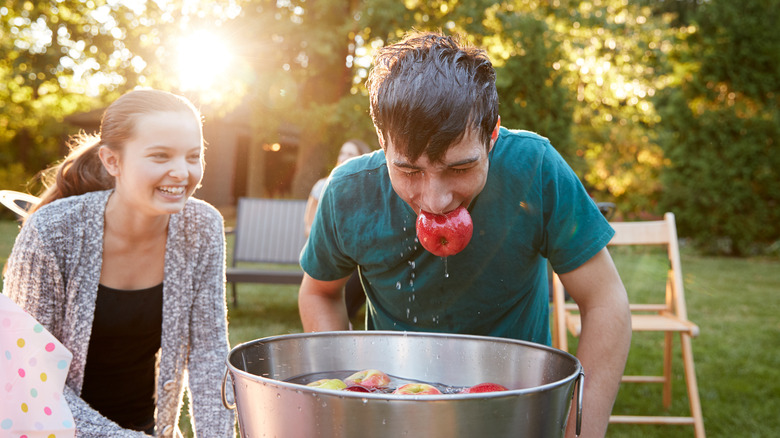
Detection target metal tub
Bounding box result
[223,331,583,438]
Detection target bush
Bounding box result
[658,93,780,255]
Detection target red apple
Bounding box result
[343,384,371,393]
[345,369,391,388]
[416,206,473,257]
[306,378,347,390]
[460,382,509,394]
[392,383,442,395]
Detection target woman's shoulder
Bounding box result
[176,197,224,232]
[26,190,109,231]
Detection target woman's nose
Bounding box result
[168,158,188,180]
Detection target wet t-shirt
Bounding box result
[301,128,613,344]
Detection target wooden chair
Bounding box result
[0,190,40,220]
[552,212,705,437]
[225,198,308,307]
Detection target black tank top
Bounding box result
[81,283,163,432]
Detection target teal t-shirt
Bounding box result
[301,128,614,344]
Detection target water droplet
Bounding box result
[406,308,410,318]
[413,316,418,323]
[276,393,281,398]
[362,398,368,404]
[444,257,449,278]
[396,281,402,290]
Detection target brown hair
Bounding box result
[367,31,498,163]
[33,89,201,214]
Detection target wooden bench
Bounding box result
[225,198,308,306]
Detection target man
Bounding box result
[299,31,630,437]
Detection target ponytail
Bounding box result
[31,133,114,214]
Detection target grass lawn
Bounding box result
[2,219,779,437]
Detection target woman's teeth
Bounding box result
[159,186,185,195]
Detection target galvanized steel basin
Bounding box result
[223,331,583,438]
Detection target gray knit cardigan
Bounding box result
[4,190,235,437]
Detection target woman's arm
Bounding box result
[186,210,236,437]
[303,195,319,238]
[6,219,148,437]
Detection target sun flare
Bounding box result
[176,30,233,91]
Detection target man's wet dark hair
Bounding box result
[367,31,499,163]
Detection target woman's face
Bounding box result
[105,111,203,216]
[337,141,362,165]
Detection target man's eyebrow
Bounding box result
[446,156,481,167]
[392,155,481,169]
[391,160,423,170]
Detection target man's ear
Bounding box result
[488,116,501,151]
[98,146,121,177]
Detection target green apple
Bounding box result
[306,378,347,390]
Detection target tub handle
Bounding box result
[222,369,235,410]
[575,371,584,436]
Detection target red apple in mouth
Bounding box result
[345,369,391,389]
[460,382,509,394]
[393,383,442,395]
[416,206,473,257]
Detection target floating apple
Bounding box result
[345,369,391,388]
[460,382,509,394]
[416,206,473,257]
[392,383,442,395]
[306,378,347,390]
[343,384,371,393]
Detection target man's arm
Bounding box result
[299,272,352,332]
[558,247,631,438]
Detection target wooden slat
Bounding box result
[610,415,695,425]
[562,313,699,336]
[622,375,665,383]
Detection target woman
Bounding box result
[303,139,373,237]
[303,139,373,320]
[4,89,235,437]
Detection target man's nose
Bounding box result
[420,175,453,214]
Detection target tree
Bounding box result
[0,0,250,198]
[656,0,780,254]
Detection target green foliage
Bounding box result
[487,8,574,158]
[2,0,779,251]
[657,0,780,255]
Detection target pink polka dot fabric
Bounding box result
[1,294,75,438]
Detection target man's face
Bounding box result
[384,128,496,215]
